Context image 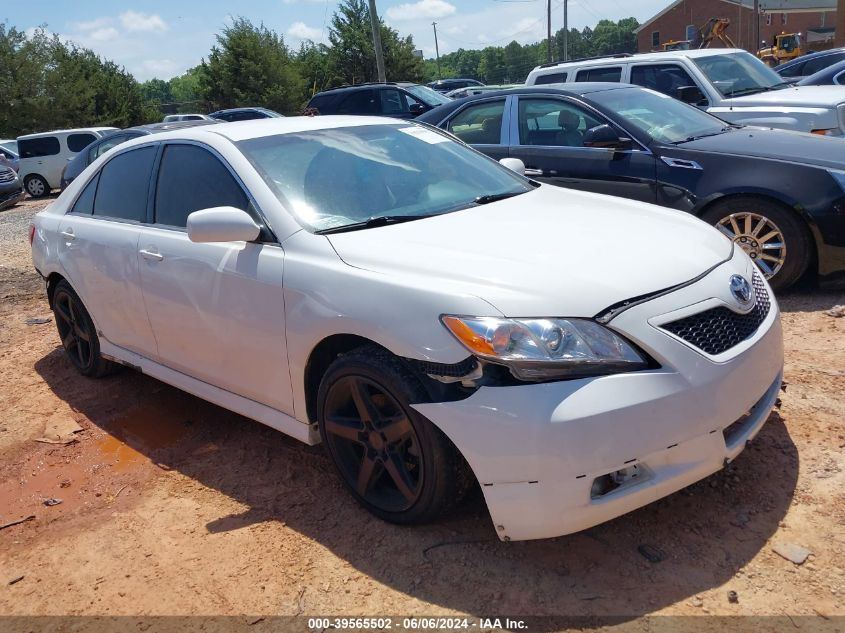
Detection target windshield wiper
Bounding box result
[315,215,430,235]
[473,191,526,205]
[672,127,733,144]
[725,82,791,98]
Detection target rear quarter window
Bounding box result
[67,133,97,153]
[535,72,568,85]
[18,136,60,159]
[576,67,622,82]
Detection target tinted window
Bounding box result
[517,98,605,147]
[535,72,567,85]
[154,144,248,227]
[803,52,845,75]
[89,134,128,163]
[379,88,408,115]
[630,64,701,99]
[777,60,806,78]
[576,67,622,82]
[447,100,506,144]
[93,146,156,221]
[67,133,97,153]
[18,136,60,159]
[71,174,99,215]
[337,90,377,114]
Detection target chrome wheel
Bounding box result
[715,212,786,279]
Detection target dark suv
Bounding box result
[306,83,451,118]
[428,78,484,93]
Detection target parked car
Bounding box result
[31,117,783,541]
[17,127,117,198]
[775,48,845,81]
[444,84,520,99]
[428,78,484,93]
[418,83,845,290]
[0,139,18,155]
[162,114,214,122]
[306,83,451,118]
[0,145,19,172]
[797,58,845,86]
[61,120,219,190]
[0,165,25,210]
[209,107,283,122]
[525,49,845,136]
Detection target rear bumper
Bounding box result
[414,255,784,541]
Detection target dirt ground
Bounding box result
[1,197,843,624]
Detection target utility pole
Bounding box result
[547,0,552,62]
[563,0,568,61]
[432,22,441,79]
[368,0,386,83]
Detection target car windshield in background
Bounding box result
[693,52,789,98]
[589,87,727,144]
[238,124,531,233]
[404,84,452,107]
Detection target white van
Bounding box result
[17,128,117,197]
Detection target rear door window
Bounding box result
[154,144,248,228]
[535,72,568,85]
[18,137,60,159]
[337,90,377,115]
[517,98,605,147]
[576,66,622,82]
[447,99,506,144]
[92,146,156,222]
[630,64,700,98]
[67,133,97,153]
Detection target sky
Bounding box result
[2,0,673,81]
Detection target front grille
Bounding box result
[0,169,15,183]
[661,273,771,356]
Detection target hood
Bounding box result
[674,127,845,170]
[327,186,732,317]
[726,85,845,107]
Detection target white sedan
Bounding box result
[30,117,783,541]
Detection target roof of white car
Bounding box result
[533,48,748,72]
[143,115,405,144]
[17,127,118,140]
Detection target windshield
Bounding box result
[0,141,18,155]
[589,87,727,144]
[238,123,531,232]
[404,84,451,107]
[693,51,787,98]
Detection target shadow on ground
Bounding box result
[34,345,798,619]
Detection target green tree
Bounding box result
[169,67,203,112]
[199,17,306,114]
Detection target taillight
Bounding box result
[29,223,35,246]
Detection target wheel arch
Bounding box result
[46,271,68,309]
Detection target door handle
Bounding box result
[60,229,75,240]
[139,249,164,261]
[524,168,544,176]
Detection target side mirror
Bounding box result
[187,207,261,243]
[499,157,526,176]
[677,85,706,105]
[409,103,427,115]
[582,124,632,150]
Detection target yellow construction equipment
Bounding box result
[757,33,805,66]
[659,18,736,51]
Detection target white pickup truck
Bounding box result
[525,49,845,136]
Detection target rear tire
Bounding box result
[52,280,114,377]
[25,174,49,198]
[317,345,472,525]
[702,197,811,291]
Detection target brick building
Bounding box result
[635,0,837,54]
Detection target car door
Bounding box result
[135,142,293,415]
[443,97,509,162]
[508,95,657,203]
[57,146,159,356]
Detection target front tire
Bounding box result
[702,197,811,291]
[317,346,471,524]
[25,174,49,198]
[52,280,113,377]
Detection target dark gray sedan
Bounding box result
[0,165,25,210]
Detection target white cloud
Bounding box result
[119,10,168,33]
[386,0,457,22]
[88,27,120,42]
[281,0,325,3]
[139,58,182,78]
[287,21,323,41]
[72,17,114,32]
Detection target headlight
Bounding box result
[441,315,648,380]
[828,169,845,192]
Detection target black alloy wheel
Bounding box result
[52,280,112,377]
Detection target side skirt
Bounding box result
[99,340,320,445]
